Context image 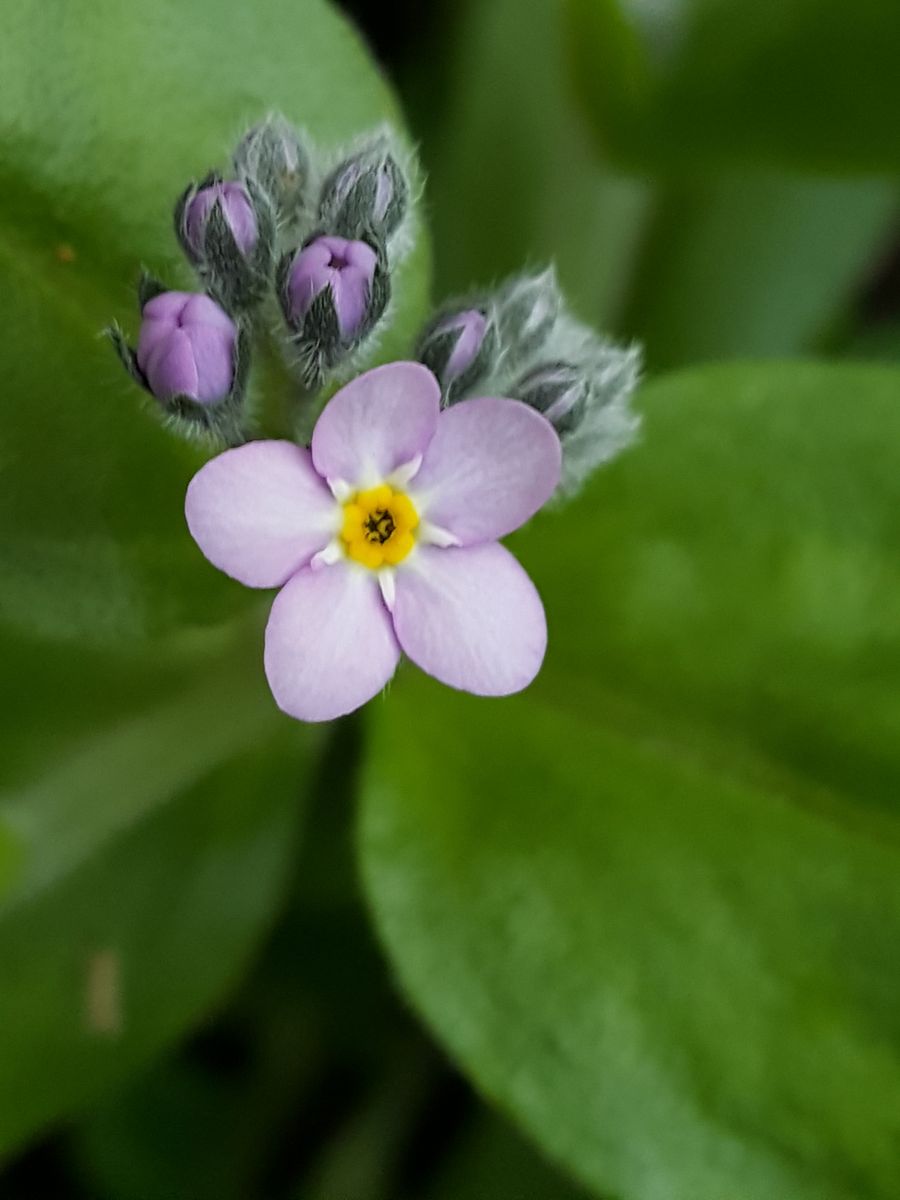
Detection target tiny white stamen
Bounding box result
[388,454,423,488]
[419,521,461,548]
[328,477,354,502]
[378,569,396,611]
[311,539,343,569]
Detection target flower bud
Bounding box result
[284,236,380,339]
[498,268,561,363]
[136,292,237,404]
[416,306,499,403]
[175,174,274,313]
[319,145,408,240]
[278,235,390,386]
[233,113,310,219]
[514,361,588,435]
[183,181,258,259]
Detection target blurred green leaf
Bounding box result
[409,0,649,327]
[0,677,312,1162]
[0,0,429,645]
[567,0,900,172]
[0,0,427,1157]
[0,829,23,901]
[842,321,900,364]
[421,1114,588,1200]
[69,717,436,1200]
[72,1057,250,1200]
[0,623,285,910]
[623,173,898,369]
[0,612,313,1161]
[361,362,900,1200]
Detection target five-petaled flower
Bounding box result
[185,362,561,721]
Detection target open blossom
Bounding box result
[185,362,561,721]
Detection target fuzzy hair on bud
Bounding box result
[514,360,589,435]
[496,268,562,366]
[416,301,500,406]
[314,124,420,265]
[232,113,311,224]
[319,137,409,242]
[183,181,259,259]
[548,317,642,497]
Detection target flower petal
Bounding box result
[185,441,338,588]
[311,362,440,490]
[409,397,561,545]
[183,322,235,402]
[143,329,199,400]
[181,293,237,332]
[330,265,372,337]
[265,562,400,722]
[392,543,547,696]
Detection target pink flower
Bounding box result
[185,362,561,722]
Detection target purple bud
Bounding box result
[433,310,487,380]
[136,292,237,404]
[498,269,560,362]
[183,182,258,258]
[285,236,377,339]
[417,307,498,400]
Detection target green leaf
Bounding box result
[622,172,898,369]
[0,0,426,1154]
[567,0,900,172]
[0,618,316,1160]
[842,320,900,364]
[66,716,379,1200]
[422,1115,589,1200]
[1,624,279,908]
[360,362,900,1200]
[0,0,429,645]
[72,1057,250,1200]
[411,0,649,327]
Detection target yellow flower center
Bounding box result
[341,484,418,569]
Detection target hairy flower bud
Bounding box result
[498,268,561,363]
[233,113,310,219]
[183,181,258,259]
[175,174,274,312]
[278,235,390,386]
[286,236,377,337]
[136,292,237,404]
[515,361,588,435]
[416,305,499,403]
[435,310,487,379]
[538,337,643,497]
[319,144,408,240]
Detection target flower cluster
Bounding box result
[109,115,413,443]
[107,116,640,721]
[414,267,641,495]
